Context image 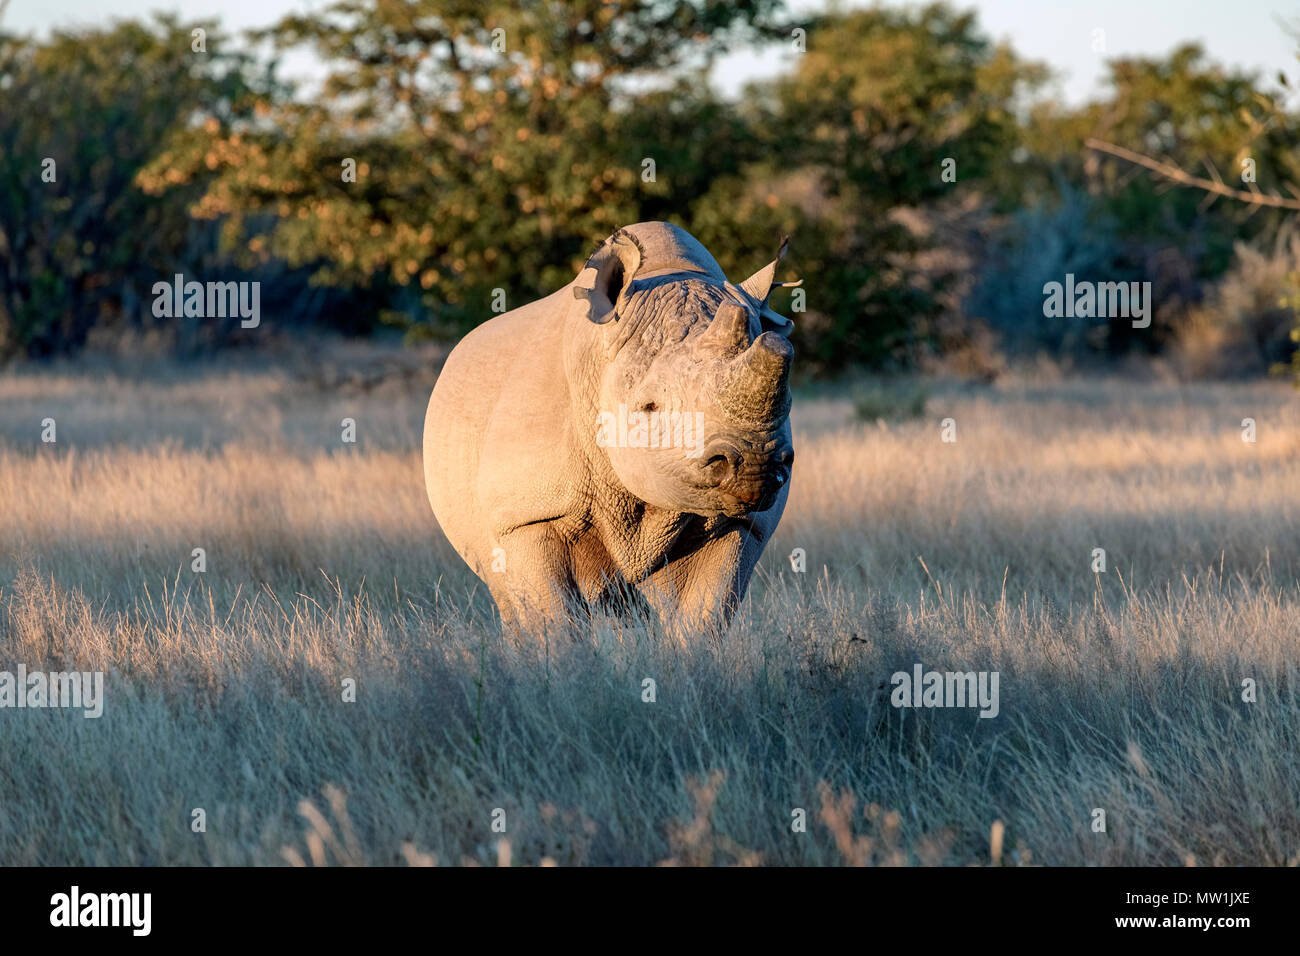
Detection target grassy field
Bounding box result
[2,351,1299,865]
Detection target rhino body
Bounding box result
[423,221,796,632]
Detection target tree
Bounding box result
[691,3,1046,370]
[0,16,257,356]
[1035,44,1300,277]
[140,0,793,336]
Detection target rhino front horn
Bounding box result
[718,332,793,424]
[696,301,752,356]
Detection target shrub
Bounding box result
[1173,234,1300,379]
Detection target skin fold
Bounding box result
[423,221,796,635]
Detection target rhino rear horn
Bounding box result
[573,229,643,324]
[696,301,752,356]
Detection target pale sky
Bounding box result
[4,0,1298,106]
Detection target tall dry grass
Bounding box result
[1,354,1299,865]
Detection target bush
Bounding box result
[1173,234,1300,379]
[0,17,255,357]
[965,184,1139,356]
[852,380,931,423]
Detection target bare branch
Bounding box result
[1085,137,1300,212]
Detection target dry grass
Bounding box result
[2,353,1299,865]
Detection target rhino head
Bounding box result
[575,223,798,519]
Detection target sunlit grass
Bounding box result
[2,358,1298,865]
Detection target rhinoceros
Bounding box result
[423,221,798,632]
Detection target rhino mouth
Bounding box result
[697,438,793,515]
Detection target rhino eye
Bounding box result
[642,401,658,412]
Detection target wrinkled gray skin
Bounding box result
[423,221,796,633]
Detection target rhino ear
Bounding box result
[573,229,643,324]
[738,234,791,306]
[738,235,800,336]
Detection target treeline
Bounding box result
[2,2,1298,376]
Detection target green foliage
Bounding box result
[965,45,1300,362]
[1019,45,1300,277]
[140,0,792,336]
[6,1,1300,378]
[692,3,1045,371]
[689,166,940,372]
[763,5,1044,203]
[1168,234,1300,379]
[137,1,1040,369]
[0,16,256,357]
[1285,270,1300,381]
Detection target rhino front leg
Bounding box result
[487,523,582,634]
[639,524,767,637]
